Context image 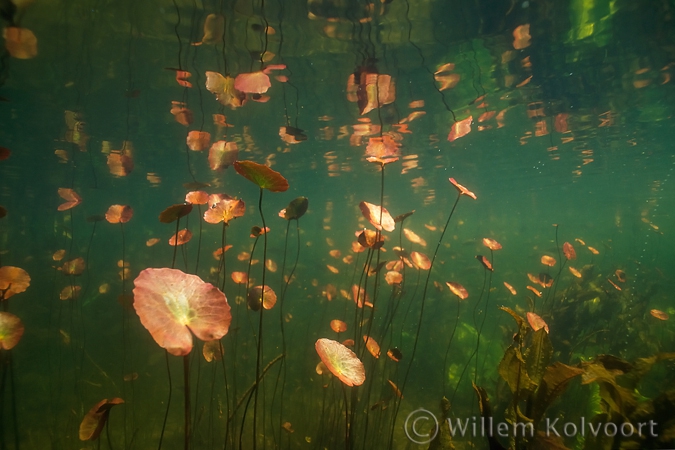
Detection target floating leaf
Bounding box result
[60,285,81,300]
[185,191,209,205]
[247,285,277,311]
[105,205,133,224]
[61,257,85,276]
[203,195,245,224]
[203,339,224,362]
[650,309,669,320]
[315,338,365,387]
[482,238,502,251]
[446,282,469,300]
[57,188,82,211]
[503,282,517,295]
[330,319,347,333]
[403,228,426,247]
[0,266,30,299]
[476,255,493,271]
[3,27,37,59]
[0,312,24,349]
[359,201,395,232]
[562,242,576,260]
[132,268,232,356]
[363,335,381,358]
[234,160,289,192]
[79,398,125,441]
[169,229,192,246]
[279,197,309,220]
[208,141,239,171]
[410,251,431,270]
[540,255,556,267]
[159,203,193,223]
[394,211,414,223]
[234,71,271,94]
[615,269,626,282]
[186,131,211,151]
[449,178,477,199]
[387,347,403,362]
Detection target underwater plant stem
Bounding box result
[389,192,461,447]
[183,354,191,450]
[171,218,180,270]
[228,354,284,424]
[219,223,227,292]
[157,351,173,450]
[252,187,267,450]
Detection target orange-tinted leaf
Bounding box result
[203,339,224,362]
[205,72,246,108]
[212,245,233,260]
[193,14,224,45]
[61,257,85,276]
[410,251,431,270]
[234,160,289,192]
[513,24,531,50]
[359,201,395,232]
[234,71,271,94]
[403,228,426,247]
[3,27,37,59]
[352,284,369,308]
[203,195,245,224]
[387,347,403,362]
[132,268,232,356]
[105,205,133,224]
[231,271,248,284]
[169,229,192,246]
[0,147,10,161]
[247,285,277,311]
[449,178,477,199]
[357,229,384,249]
[208,141,239,171]
[615,269,626,282]
[607,278,621,291]
[448,116,472,142]
[363,335,381,358]
[57,188,82,211]
[526,285,542,297]
[186,131,211,151]
[330,319,347,333]
[526,311,549,333]
[446,282,468,300]
[0,312,24,350]
[541,255,556,267]
[146,238,160,247]
[185,191,209,205]
[79,398,125,441]
[159,203,193,223]
[475,255,493,271]
[60,285,81,300]
[385,271,402,285]
[563,242,576,260]
[650,309,669,321]
[569,267,582,278]
[365,135,400,165]
[0,266,30,299]
[107,152,134,177]
[170,101,193,126]
[482,238,502,251]
[315,338,365,387]
[53,249,66,261]
[250,226,270,237]
[503,282,517,295]
[587,246,599,255]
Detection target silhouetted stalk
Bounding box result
[252,187,267,450]
[194,205,203,274]
[171,218,180,270]
[442,298,462,393]
[473,250,494,384]
[219,223,227,292]
[183,354,191,450]
[157,352,172,450]
[388,190,461,448]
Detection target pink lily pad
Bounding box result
[132,268,232,356]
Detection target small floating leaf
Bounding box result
[234,160,289,192]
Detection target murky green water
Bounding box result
[1,0,674,449]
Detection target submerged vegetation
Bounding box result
[1,0,675,449]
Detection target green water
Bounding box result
[1,0,674,449]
